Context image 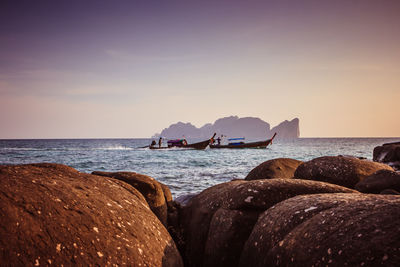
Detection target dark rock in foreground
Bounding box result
[294,156,393,188]
[245,158,303,180]
[355,169,400,194]
[380,189,400,195]
[175,193,198,206]
[92,171,170,226]
[0,164,183,266]
[180,179,356,267]
[373,142,400,170]
[241,193,400,267]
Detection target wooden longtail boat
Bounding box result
[149,133,215,150]
[210,133,276,149]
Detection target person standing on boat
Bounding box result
[216,135,222,146]
[182,136,188,146]
[158,137,162,148]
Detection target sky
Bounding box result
[1,0,399,138]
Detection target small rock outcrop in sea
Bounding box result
[373,141,400,170]
[0,164,183,266]
[240,193,400,266]
[92,171,171,227]
[245,158,303,180]
[355,169,400,194]
[179,179,356,267]
[294,155,393,188]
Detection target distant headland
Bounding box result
[153,116,300,140]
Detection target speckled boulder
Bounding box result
[373,142,400,170]
[294,156,393,188]
[180,180,245,266]
[92,171,169,226]
[180,179,356,267]
[245,158,303,180]
[380,189,400,195]
[355,169,400,193]
[240,193,400,267]
[175,193,198,206]
[0,164,183,266]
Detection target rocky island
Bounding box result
[153,116,300,140]
[1,143,399,266]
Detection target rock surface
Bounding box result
[270,118,300,139]
[92,171,170,226]
[373,142,400,170]
[245,158,303,180]
[240,193,400,267]
[180,179,356,267]
[294,156,393,188]
[175,193,198,206]
[380,189,400,195]
[0,164,183,266]
[355,169,400,193]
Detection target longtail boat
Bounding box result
[210,133,276,149]
[149,133,215,150]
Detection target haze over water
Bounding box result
[1,138,398,197]
[1,0,400,139]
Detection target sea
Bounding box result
[1,138,398,198]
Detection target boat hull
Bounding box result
[210,133,276,149]
[149,139,210,150]
[210,140,271,149]
[185,139,210,149]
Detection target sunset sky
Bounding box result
[1,0,399,138]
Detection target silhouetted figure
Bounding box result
[150,140,156,147]
[158,137,162,148]
[216,136,221,145]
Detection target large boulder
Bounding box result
[355,169,400,193]
[175,193,198,206]
[381,189,400,195]
[0,164,183,266]
[92,171,169,226]
[240,193,400,266]
[180,180,245,266]
[180,179,356,267]
[245,158,303,180]
[294,156,393,188]
[373,142,400,170]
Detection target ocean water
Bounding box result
[1,138,398,198]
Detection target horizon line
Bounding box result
[1,136,399,140]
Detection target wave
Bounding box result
[1,146,134,151]
[96,146,133,151]
[1,147,44,151]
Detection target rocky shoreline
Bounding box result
[1,143,399,266]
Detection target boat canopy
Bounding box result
[228,137,245,141]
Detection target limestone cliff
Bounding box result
[154,116,299,140]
